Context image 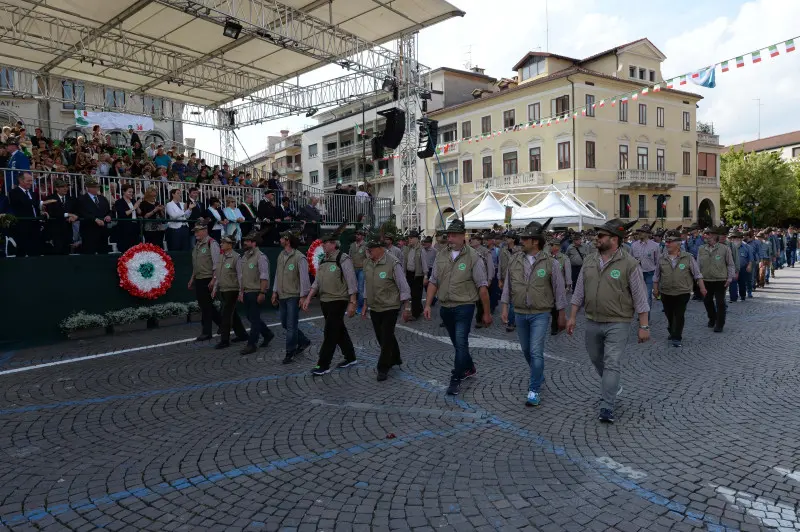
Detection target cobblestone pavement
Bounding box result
[2,269,800,532]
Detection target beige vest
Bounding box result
[318,252,350,303]
[241,248,264,293]
[216,251,239,292]
[509,253,554,314]
[192,238,214,279]
[276,248,303,299]
[698,244,728,281]
[403,244,424,277]
[364,253,401,312]
[582,250,638,323]
[349,241,367,268]
[435,246,480,307]
[499,247,517,279]
[658,252,694,296]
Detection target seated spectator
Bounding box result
[97,153,112,176]
[186,153,199,180]
[17,128,32,151]
[0,126,11,143]
[153,146,171,169]
[171,156,187,180]
[145,142,157,159]
[223,196,245,244]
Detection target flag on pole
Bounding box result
[736,56,745,68]
[752,50,761,63]
[689,67,716,88]
[787,39,796,53]
[354,122,363,136]
[769,45,779,58]
[721,60,729,72]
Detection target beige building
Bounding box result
[727,130,800,160]
[423,38,723,230]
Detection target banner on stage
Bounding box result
[74,110,154,132]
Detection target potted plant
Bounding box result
[149,303,189,328]
[61,311,109,340]
[106,307,150,334]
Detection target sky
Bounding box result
[183,0,800,161]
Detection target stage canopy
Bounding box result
[462,193,510,229]
[514,191,606,228]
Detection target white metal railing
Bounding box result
[338,144,355,157]
[275,165,302,176]
[472,172,544,192]
[322,149,338,161]
[697,176,717,186]
[697,132,720,145]
[617,169,677,185]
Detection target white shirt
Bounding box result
[165,201,191,229]
[450,250,460,261]
[126,199,137,220]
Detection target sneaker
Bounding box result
[337,359,358,369]
[312,365,331,376]
[377,370,388,382]
[671,340,682,347]
[599,408,615,423]
[525,391,540,407]
[446,378,461,396]
[463,367,477,380]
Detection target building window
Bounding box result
[619,100,628,122]
[639,68,646,80]
[481,116,491,135]
[440,125,457,143]
[144,96,163,116]
[793,147,800,158]
[683,111,691,131]
[520,56,545,81]
[638,195,647,218]
[638,104,647,125]
[436,164,459,186]
[462,121,471,139]
[0,68,14,90]
[462,159,473,183]
[698,152,718,177]
[482,156,492,179]
[649,70,656,82]
[328,167,338,182]
[551,95,570,115]
[682,151,691,175]
[502,151,518,175]
[527,103,540,122]
[683,196,691,218]
[62,80,85,110]
[104,88,125,108]
[503,110,515,129]
[585,94,595,117]
[586,141,596,169]
[629,66,636,78]
[637,147,648,170]
[619,145,629,169]
[657,148,665,171]
[310,170,319,185]
[619,194,631,218]
[557,142,570,170]
[309,144,318,158]
[656,194,667,218]
[529,147,541,172]
[657,107,665,128]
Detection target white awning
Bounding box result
[462,193,510,229]
[514,191,606,228]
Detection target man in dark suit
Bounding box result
[9,171,42,256]
[4,138,30,196]
[239,192,257,237]
[77,177,112,254]
[127,126,141,148]
[186,187,204,247]
[257,191,280,246]
[42,178,77,255]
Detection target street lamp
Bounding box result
[744,200,760,228]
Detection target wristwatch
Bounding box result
[639,325,650,330]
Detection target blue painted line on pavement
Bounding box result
[0,351,15,365]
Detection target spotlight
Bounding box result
[223,19,243,39]
[227,110,237,127]
[305,108,318,117]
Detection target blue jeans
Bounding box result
[642,270,654,317]
[440,304,475,379]
[516,312,549,393]
[747,262,755,296]
[734,266,750,301]
[355,268,365,313]
[789,248,797,267]
[489,277,500,313]
[278,296,309,353]
[507,302,516,327]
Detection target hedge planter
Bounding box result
[66,327,108,341]
[109,320,149,334]
[154,315,189,328]
[188,311,200,323]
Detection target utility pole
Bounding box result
[545,0,549,52]
[753,98,763,139]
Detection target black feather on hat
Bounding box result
[518,217,553,238]
[595,218,638,239]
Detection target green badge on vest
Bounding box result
[329,265,337,272]
[379,271,387,279]
[678,263,686,270]
[225,263,231,269]
[288,264,295,271]
[610,269,621,279]
[201,248,207,254]
[715,255,721,260]
[536,268,546,278]
[249,263,255,269]
[458,263,467,271]
[359,249,364,254]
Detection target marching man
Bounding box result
[238,231,275,355]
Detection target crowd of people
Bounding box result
[184,214,796,425]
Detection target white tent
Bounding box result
[461,193,510,229]
[514,191,606,228]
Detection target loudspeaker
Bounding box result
[377,108,405,150]
[417,118,438,159]
[371,133,385,160]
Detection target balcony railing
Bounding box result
[472,171,544,192]
[274,165,302,176]
[322,149,338,161]
[697,176,717,186]
[435,142,459,156]
[697,132,720,145]
[338,144,355,157]
[617,169,677,187]
[638,210,650,219]
[433,184,460,196]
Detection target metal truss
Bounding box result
[220,130,236,164]
[397,33,420,231]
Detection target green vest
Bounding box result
[658,252,694,296]
[318,252,350,303]
[552,252,569,280]
[499,247,517,280]
[509,253,554,314]
[727,241,740,270]
[216,251,239,292]
[349,241,367,268]
[402,244,424,277]
[277,248,303,299]
[698,244,728,282]
[582,250,638,323]
[364,253,401,312]
[241,248,265,293]
[435,246,480,307]
[192,238,214,279]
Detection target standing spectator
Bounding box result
[77,177,112,254]
[91,125,103,143]
[280,196,296,219]
[127,126,141,148]
[165,188,192,251]
[238,193,257,237]
[223,196,245,244]
[42,178,76,255]
[113,184,141,253]
[108,158,125,178]
[31,127,49,147]
[9,172,42,256]
[5,138,30,195]
[139,187,165,247]
[267,171,282,194]
[205,196,226,243]
[145,142,157,159]
[257,191,280,245]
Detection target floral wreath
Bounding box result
[306,239,325,276]
[117,243,175,299]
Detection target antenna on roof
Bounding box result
[463,45,473,70]
[545,0,549,52]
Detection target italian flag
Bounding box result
[691,71,700,78]
[573,111,578,119]
[751,50,761,63]
[653,84,661,92]
[721,60,729,72]
[769,45,779,58]
[598,99,605,107]
[736,56,745,68]
[666,79,674,89]
[626,198,631,214]
[581,108,587,116]
[611,97,617,107]
[787,39,796,53]
[354,122,363,136]
[632,92,639,100]
[679,75,687,85]
[641,87,649,95]
[621,95,628,102]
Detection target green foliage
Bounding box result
[720,149,798,226]
[60,311,108,332]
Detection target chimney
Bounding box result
[280,129,289,137]
[470,66,485,75]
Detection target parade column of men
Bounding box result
[698,226,735,333]
[547,236,572,336]
[498,232,519,333]
[470,233,495,329]
[188,222,222,341]
[272,230,312,363]
[239,232,275,355]
[348,229,367,314]
[210,236,249,348]
[401,231,425,320]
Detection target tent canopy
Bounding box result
[461,193,509,229]
[514,191,605,227]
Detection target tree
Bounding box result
[720,149,798,226]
